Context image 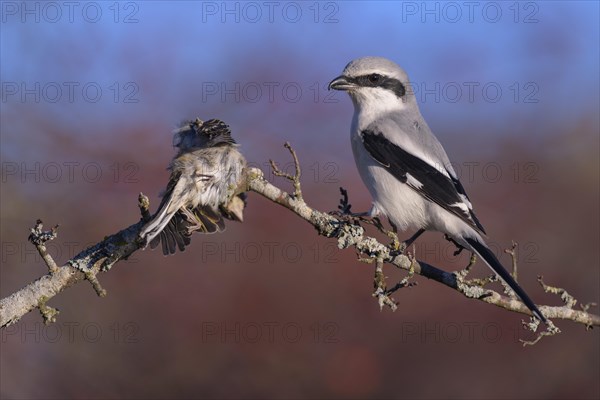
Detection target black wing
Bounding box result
[361,130,486,234]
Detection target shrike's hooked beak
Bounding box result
[328,75,356,91]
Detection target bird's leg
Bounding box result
[444,234,465,256]
[330,188,414,253]
[399,228,426,253]
[385,229,402,253]
[355,215,402,252]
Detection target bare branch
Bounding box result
[538,275,577,309]
[372,257,399,311]
[138,192,151,221]
[245,143,600,334]
[84,260,108,298]
[1,215,144,327]
[505,241,518,281]
[38,296,59,325]
[269,141,303,201]
[1,142,598,342]
[520,319,561,346]
[28,220,60,275]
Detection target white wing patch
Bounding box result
[450,202,470,213]
[457,193,473,210]
[406,173,424,189]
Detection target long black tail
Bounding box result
[465,237,547,323]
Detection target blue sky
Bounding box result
[1,1,599,160]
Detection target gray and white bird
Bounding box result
[329,56,546,322]
[139,118,246,255]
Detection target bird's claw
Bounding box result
[444,234,465,256]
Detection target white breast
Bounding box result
[351,130,428,231]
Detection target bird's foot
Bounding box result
[354,216,405,254]
[444,234,465,256]
[396,229,426,254]
[387,230,402,253]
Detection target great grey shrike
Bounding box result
[329,56,546,322]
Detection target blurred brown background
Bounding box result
[1,1,598,399]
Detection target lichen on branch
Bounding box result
[1,142,598,347]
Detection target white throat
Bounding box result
[349,87,409,130]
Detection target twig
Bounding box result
[84,260,107,298]
[372,257,398,311]
[28,220,60,275]
[520,318,561,346]
[1,141,599,344]
[138,192,151,221]
[38,296,59,325]
[538,275,577,309]
[1,207,145,327]
[336,187,352,215]
[246,144,600,338]
[455,253,496,288]
[269,141,302,200]
[385,249,418,294]
[505,241,518,281]
[497,242,519,298]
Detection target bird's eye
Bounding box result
[368,73,382,84]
